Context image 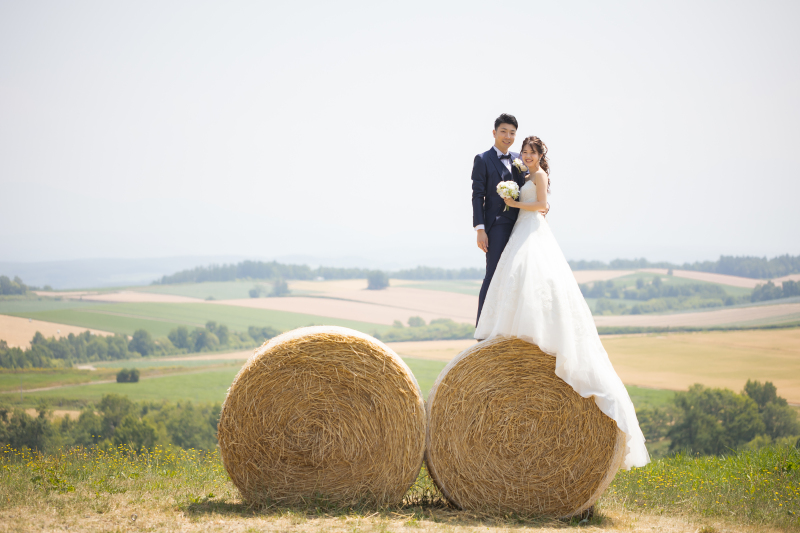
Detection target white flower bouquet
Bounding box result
[496,181,520,211]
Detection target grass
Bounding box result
[624,384,676,410]
[0,295,97,314]
[7,357,448,407]
[604,445,800,530]
[133,281,272,301]
[396,280,482,296]
[8,302,391,338]
[15,366,242,405]
[1,443,797,532]
[0,368,118,393]
[613,272,754,298]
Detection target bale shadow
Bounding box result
[181,496,610,529]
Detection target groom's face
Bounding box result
[493,123,516,154]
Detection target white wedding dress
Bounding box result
[475,180,650,470]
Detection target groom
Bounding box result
[473,113,526,326]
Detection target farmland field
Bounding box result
[6,302,390,337]
[7,356,449,405]
[603,327,800,402]
[135,280,271,300]
[393,279,482,296]
[0,314,112,348]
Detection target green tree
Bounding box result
[367,270,389,290]
[112,414,158,451]
[189,329,219,351]
[98,394,135,438]
[0,275,28,295]
[743,380,800,439]
[408,316,426,327]
[248,326,280,343]
[668,384,765,454]
[205,321,229,345]
[0,407,52,451]
[129,330,155,356]
[269,279,290,297]
[168,326,190,350]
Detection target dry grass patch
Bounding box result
[0,314,112,348]
[603,328,800,403]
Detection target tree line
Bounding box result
[581,276,799,316]
[154,261,487,285]
[0,275,30,295]
[569,254,800,279]
[374,317,475,342]
[0,323,282,369]
[0,394,219,453]
[637,380,800,457]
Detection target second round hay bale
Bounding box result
[217,326,426,506]
[425,336,626,518]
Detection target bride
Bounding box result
[475,135,650,469]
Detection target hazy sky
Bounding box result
[1,0,798,269]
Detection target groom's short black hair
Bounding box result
[494,113,518,130]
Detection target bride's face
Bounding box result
[521,145,540,168]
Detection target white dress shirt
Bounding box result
[474,146,512,231]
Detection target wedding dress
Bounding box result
[475,179,650,469]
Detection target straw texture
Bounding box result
[218,326,426,505]
[425,336,626,518]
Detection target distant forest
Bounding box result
[153,254,800,284]
[568,254,800,279]
[154,261,484,284]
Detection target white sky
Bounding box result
[1,0,799,269]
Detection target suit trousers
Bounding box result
[476,219,514,327]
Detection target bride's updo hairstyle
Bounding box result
[521,136,551,192]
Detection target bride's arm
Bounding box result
[503,172,549,212]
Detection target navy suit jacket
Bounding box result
[471,147,526,234]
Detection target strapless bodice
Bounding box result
[519,180,537,202]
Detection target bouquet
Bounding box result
[496,181,520,211]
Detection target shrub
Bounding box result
[116,368,140,383]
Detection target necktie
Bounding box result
[499,154,511,160]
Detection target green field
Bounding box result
[6,355,675,414]
[612,272,754,297]
[397,279,482,296]
[625,384,676,410]
[10,357,448,405]
[133,280,273,301]
[19,366,241,404]
[0,296,97,314]
[0,368,117,392]
[7,302,390,338]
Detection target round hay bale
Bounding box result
[218,326,426,506]
[425,336,626,518]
